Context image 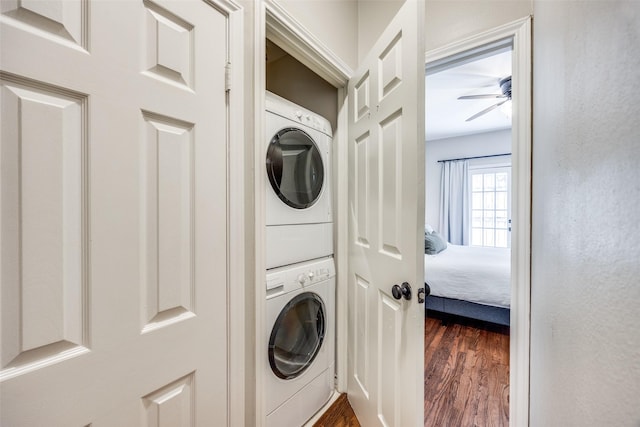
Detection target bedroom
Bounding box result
[423,42,514,425]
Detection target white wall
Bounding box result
[274,0,358,69]
[425,130,511,229]
[357,0,404,62]
[530,1,640,425]
[360,0,529,61]
[356,0,533,58]
[425,0,532,52]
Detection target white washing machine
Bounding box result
[265,91,333,269]
[265,257,335,427]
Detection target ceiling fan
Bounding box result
[458,76,512,122]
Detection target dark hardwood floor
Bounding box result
[315,313,509,427]
[424,312,510,427]
[313,393,361,427]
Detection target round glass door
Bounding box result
[268,292,326,380]
[266,128,324,209]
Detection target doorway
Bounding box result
[423,18,532,427]
[424,40,513,426]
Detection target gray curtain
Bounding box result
[439,160,469,245]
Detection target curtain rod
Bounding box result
[437,153,511,163]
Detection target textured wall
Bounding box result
[530,1,640,425]
[424,0,532,52]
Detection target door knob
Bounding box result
[391,282,412,301]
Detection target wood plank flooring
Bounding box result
[314,313,509,427]
[424,313,510,427]
[313,393,361,427]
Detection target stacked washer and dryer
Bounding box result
[264,91,336,427]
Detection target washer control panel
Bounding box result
[266,257,335,294]
[295,267,331,286]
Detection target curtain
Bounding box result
[439,160,469,245]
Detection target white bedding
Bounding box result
[424,244,511,308]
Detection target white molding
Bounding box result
[203,0,242,14]
[334,87,349,393]
[425,16,533,427]
[219,0,247,426]
[510,17,532,427]
[264,0,352,88]
[254,1,268,426]
[425,16,531,64]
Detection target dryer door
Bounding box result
[266,128,324,209]
[268,292,326,379]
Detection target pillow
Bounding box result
[425,231,447,255]
[425,224,434,234]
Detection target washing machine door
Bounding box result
[269,292,326,380]
[266,128,324,209]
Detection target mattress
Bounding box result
[424,244,511,308]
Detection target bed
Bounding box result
[424,244,511,326]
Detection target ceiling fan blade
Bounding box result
[465,99,509,122]
[458,94,506,100]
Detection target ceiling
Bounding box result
[425,49,512,141]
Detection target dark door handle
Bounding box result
[391,282,412,301]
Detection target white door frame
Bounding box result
[222,0,248,425]
[191,0,248,425]
[425,17,533,427]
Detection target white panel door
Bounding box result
[0,1,232,425]
[347,1,425,426]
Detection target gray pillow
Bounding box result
[425,231,447,254]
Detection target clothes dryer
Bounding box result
[265,257,335,427]
[265,92,333,269]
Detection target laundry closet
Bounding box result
[263,38,340,426]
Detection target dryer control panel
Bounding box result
[266,256,335,295]
[266,91,333,137]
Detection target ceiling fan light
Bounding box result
[500,100,512,118]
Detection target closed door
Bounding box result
[1,0,232,425]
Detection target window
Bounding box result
[470,167,511,248]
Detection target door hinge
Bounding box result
[225,62,231,92]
